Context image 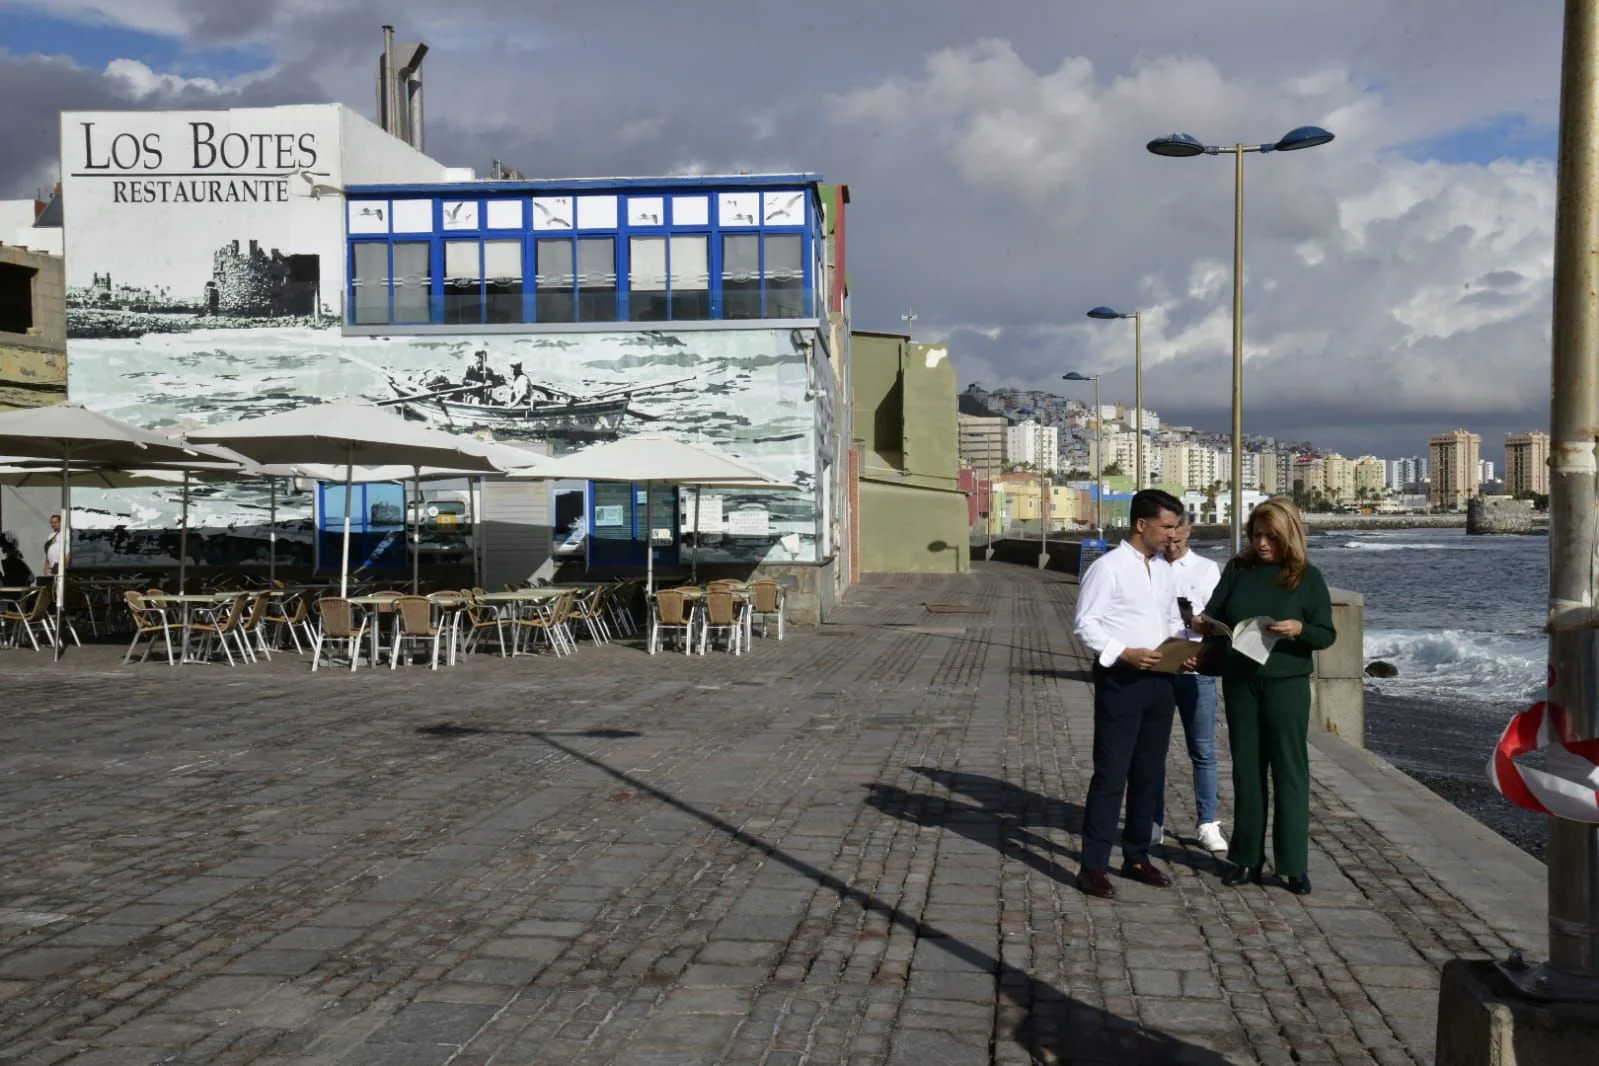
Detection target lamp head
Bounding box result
[1273,125,1335,152]
[1147,133,1209,158]
[1062,372,1093,382]
[1086,306,1124,320]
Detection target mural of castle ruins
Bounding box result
[66,238,336,339]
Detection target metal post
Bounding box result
[1541,0,1599,990]
[1133,312,1144,490]
[1038,422,1049,567]
[1093,375,1103,536]
[267,477,277,588]
[1230,145,1246,557]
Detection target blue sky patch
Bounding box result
[1394,113,1556,165]
[0,9,271,80]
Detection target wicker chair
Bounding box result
[515,590,576,656]
[390,596,443,670]
[700,590,743,655]
[122,590,179,665]
[312,597,368,672]
[1,586,56,651]
[186,593,250,666]
[648,590,696,655]
[568,587,613,644]
[461,591,512,658]
[262,592,314,654]
[749,579,785,640]
[237,590,274,662]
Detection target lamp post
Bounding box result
[1147,125,1334,555]
[1063,372,1102,536]
[1087,306,1143,489]
[1018,407,1051,566]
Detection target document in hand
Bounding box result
[1149,637,1202,673]
[1203,616,1280,665]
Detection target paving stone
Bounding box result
[368,1002,499,1044]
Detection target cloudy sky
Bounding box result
[0,0,1568,462]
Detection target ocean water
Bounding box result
[1195,527,1552,856]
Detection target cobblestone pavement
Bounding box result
[0,564,1546,1065]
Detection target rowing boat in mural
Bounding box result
[375,350,693,440]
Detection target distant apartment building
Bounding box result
[1504,431,1550,497]
[1292,455,1323,496]
[1159,442,1192,490]
[1429,429,1482,510]
[1187,445,1223,491]
[1275,452,1295,497]
[1478,459,1495,485]
[1258,451,1281,495]
[1389,456,1428,493]
[1101,430,1140,479]
[1353,456,1387,498]
[1240,450,1263,491]
[1321,453,1356,503]
[1004,419,1059,473]
[957,414,1006,480]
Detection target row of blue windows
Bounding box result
[347,229,817,327]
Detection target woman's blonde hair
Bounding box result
[1240,496,1310,589]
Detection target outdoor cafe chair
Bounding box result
[238,590,274,662]
[568,587,613,645]
[606,580,640,637]
[263,592,314,653]
[2,586,56,652]
[390,595,444,670]
[750,579,786,641]
[648,589,696,655]
[312,597,368,672]
[700,589,743,656]
[122,590,179,666]
[461,591,512,658]
[515,590,576,657]
[186,593,250,667]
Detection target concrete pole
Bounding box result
[1544,0,1599,985]
[1093,376,1103,536]
[1229,145,1246,557]
[1038,422,1049,567]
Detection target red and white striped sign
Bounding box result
[1489,701,1599,823]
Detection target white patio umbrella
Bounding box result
[185,402,501,595]
[0,404,200,660]
[535,436,796,592]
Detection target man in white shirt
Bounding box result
[43,513,68,578]
[1072,489,1186,898]
[1161,517,1229,855]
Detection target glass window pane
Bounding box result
[722,235,760,320]
[535,239,575,323]
[765,234,806,318]
[669,235,709,321]
[443,240,482,325]
[392,242,431,323]
[629,237,668,321]
[483,240,524,323]
[577,238,616,321]
[351,243,390,325]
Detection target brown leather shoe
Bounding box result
[1120,861,1173,888]
[1076,869,1116,898]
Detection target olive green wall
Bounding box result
[859,480,970,573]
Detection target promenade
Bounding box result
[0,564,1547,1065]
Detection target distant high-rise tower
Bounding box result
[1504,431,1551,498]
[1429,430,1481,510]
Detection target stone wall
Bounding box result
[1466,496,1537,535]
[0,243,66,411]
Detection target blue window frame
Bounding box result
[587,482,677,569]
[345,184,817,327]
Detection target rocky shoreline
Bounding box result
[67,308,340,340]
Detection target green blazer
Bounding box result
[1202,560,1337,680]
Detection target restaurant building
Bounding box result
[58,102,853,621]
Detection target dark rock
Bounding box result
[1365,660,1399,678]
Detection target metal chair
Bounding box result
[122,590,179,666]
[390,595,444,670]
[648,590,696,655]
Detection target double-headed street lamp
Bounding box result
[1147,125,1335,554]
[1086,306,1143,490]
[1063,372,1102,536]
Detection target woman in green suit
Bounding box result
[1196,497,1336,894]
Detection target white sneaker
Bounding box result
[1197,821,1229,854]
[1152,822,1165,847]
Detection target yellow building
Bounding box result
[1353,456,1387,499]
[1430,429,1481,510]
[1504,431,1550,497]
[1321,453,1356,504]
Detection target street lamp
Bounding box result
[1017,407,1052,567]
[1147,124,1334,554]
[1063,372,1102,536]
[1087,306,1143,490]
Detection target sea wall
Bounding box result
[1466,496,1537,535]
[1301,513,1467,530]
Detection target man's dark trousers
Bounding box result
[1082,664,1177,871]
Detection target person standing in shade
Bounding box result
[42,514,68,580]
[1194,497,1335,895]
[1073,488,1187,899]
[1158,516,1229,855]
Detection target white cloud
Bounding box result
[102,58,223,98]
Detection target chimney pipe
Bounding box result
[381,25,397,136]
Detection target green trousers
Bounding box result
[1222,676,1311,876]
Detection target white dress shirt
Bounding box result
[1168,549,1221,640]
[1074,539,1183,669]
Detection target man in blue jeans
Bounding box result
[1159,517,1229,855]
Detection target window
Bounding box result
[350,243,390,325]
[577,238,616,321]
[443,241,482,324]
[628,235,708,322]
[484,240,523,323]
[392,242,431,323]
[0,262,36,334]
[722,235,760,320]
[535,239,575,323]
[535,238,616,323]
[722,234,805,319]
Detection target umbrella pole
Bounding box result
[411,467,421,594]
[54,450,68,662]
[692,487,702,585]
[340,446,354,598]
[468,477,480,588]
[178,471,190,595]
[268,477,277,587]
[645,482,654,595]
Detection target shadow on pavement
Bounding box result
[419,722,1231,1064]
